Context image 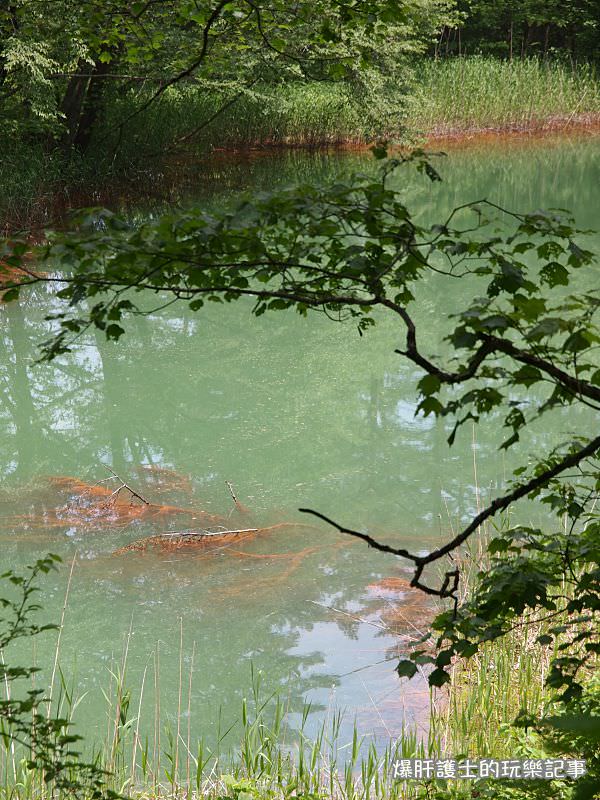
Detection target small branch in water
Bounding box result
[225,480,251,514]
[309,600,389,632]
[160,528,258,538]
[101,463,150,505]
[225,481,238,506]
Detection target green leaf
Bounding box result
[526,317,563,340]
[417,397,444,417]
[428,668,450,687]
[563,330,590,353]
[540,261,569,287]
[1,287,20,302]
[418,374,441,396]
[105,324,125,340]
[396,660,417,679]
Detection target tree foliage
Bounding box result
[0,0,453,153]
[440,0,600,59]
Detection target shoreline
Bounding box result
[167,113,600,169]
[3,114,599,231]
[418,112,600,147]
[205,113,600,155]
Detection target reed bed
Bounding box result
[0,624,433,800]
[107,57,600,160]
[406,56,600,137]
[102,83,369,161]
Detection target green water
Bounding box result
[1,132,599,757]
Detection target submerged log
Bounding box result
[113,522,300,555]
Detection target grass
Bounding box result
[122,83,370,152]
[0,559,434,800]
[0,634,433,800]
[0,84,369,229]
[431,536,558,763]
[0,602,580,800]
[0,140,94,233]
[108,57,600,157]
[0,532,585,800]
[405,56,600,137]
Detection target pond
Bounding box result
[1,130,599,760]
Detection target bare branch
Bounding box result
[300,431,600,598]
[101,463,150,505]
[383,302,600,404]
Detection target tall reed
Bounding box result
[3,56,599,228]
[0,617,434,800]
[406,56,600,136]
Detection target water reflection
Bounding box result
[0,132,599,751]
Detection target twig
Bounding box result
[299,431,600,600]
[160,527,258,538]
[309,600,389,632]
[100,463,150,505]
[225,481,238,506]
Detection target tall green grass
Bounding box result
[427,516,599,780]
[0,635,432,800]
[110,58,600,158]
[0,533,593,800]
[405,56,600,136]
[98,83,371,165]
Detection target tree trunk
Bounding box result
[72,58,113,152]
[60,58,113,153]
[59,60,90,148]
[521,21,530,59]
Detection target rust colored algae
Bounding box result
[366,576,436,636]
[134,465,193,495]
[112,522,303,555]
[3,474,227,533]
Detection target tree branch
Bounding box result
[384,302,600,404]
[300,432,600,598]
[101,0,231,142]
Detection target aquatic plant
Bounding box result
[0,555,120,800]
[406,57,600,137]
[113,523,304,555]
[0,473,228,534]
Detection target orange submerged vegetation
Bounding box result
[2,471,328,588]
[2,473,228,533]
[0,244,42,296]
[113,522,304,555]
[133,464,193,495]
[366,576,436,636]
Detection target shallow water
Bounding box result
[0,131,599,758]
